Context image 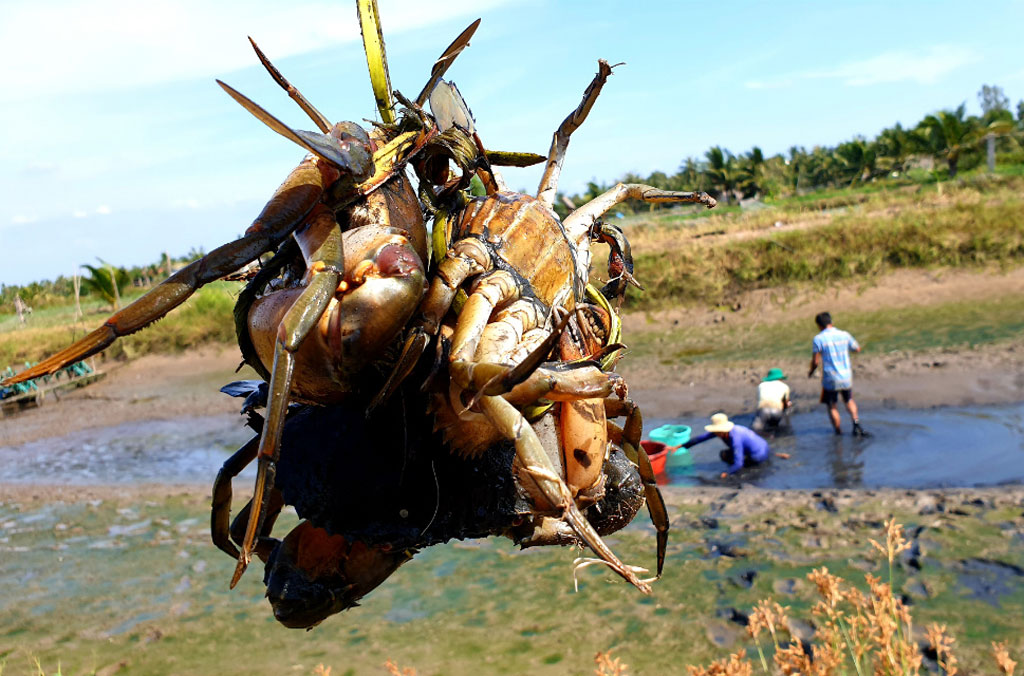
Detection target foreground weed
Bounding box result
[383,660,416,676]
[595,649,630,675]
[688,518,1019,676]
[993,641,1018,675]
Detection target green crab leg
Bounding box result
[358,0,395,124]
[231,207,344,588]
[217,80,372,180]
[564,184,716,240]
[415,18,481,107]
[211,435,260,559]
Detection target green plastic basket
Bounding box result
[649,424,691,448]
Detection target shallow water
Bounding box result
[648,402,1024,489]
[1,403,1022,490]
[0,415,252,484]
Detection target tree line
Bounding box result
[556,84,1024,214]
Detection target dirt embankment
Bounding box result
[622,266,1024,418]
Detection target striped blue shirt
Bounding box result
[813,327,859,390]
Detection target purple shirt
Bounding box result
[688,425,771,474]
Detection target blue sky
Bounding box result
[2,0,1022,286]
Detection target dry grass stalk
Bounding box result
[993,641,1017,676]
[686,648,753,676]
[594,649,630,676]
[926,624,958,676]
[383,659,416,676]
[312,666,331,676]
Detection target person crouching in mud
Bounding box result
[753,367,792,435]
[680,413,770,479]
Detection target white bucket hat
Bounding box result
[704,413,734,433]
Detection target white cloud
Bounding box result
[0,0,517,103]
[96,205,112,215]
[11,214,38,224]
[73,210,88,219]
[745,45,979,90]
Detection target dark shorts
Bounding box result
[820,388,853,405]
[720,449,759,468]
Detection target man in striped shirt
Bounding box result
[808,312,867,437]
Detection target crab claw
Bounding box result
[264,521,414,629]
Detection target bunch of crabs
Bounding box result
[3,1,715,628]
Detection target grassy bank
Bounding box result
[625,294,1024,368]
[618,177,1024,310]
[1,487,1021,675]
[0,282,238,367]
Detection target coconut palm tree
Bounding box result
[703,146,746,205]
[81,260,131,310]
[876,123,913,175]
[916,104,980,178]
[834,137,878,186]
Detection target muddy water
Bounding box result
[1,403,1022,490]
[648,402,1024,489]
[0,415,252,484]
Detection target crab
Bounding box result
[211,375,650,628]
[364,61,715,591]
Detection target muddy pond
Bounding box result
[2,403,1023,674]
[649,402,1024,489]
[1,403,1021,489]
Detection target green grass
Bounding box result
[0,282,239,367]
[621,192,1024,310]
[627,294,1024,367]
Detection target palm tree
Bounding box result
[81,260,131,310]
[834,137,878,186]
[876,123,913,175]
[739,146,765,198]
[676,156,707,193]
[703,146,745,205]
[916,104,980,178]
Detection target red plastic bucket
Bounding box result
[641,440,668,474]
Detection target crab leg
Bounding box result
[536,59,616,209]
[369,237,490,408]
[248,37,332,133]
[415,19,481,107]
[478,394,651,593]
[564,184,716,240]
[0,160,329,387]
[231,206,344,588]
[606,398,668,579]
[211,435,261,559]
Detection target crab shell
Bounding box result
[246,167,427,403]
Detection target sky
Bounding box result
[2,0,1023,286]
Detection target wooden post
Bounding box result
[73,270,82,321]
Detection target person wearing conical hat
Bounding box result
[679,412,771,478]
[753,367,792,434]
